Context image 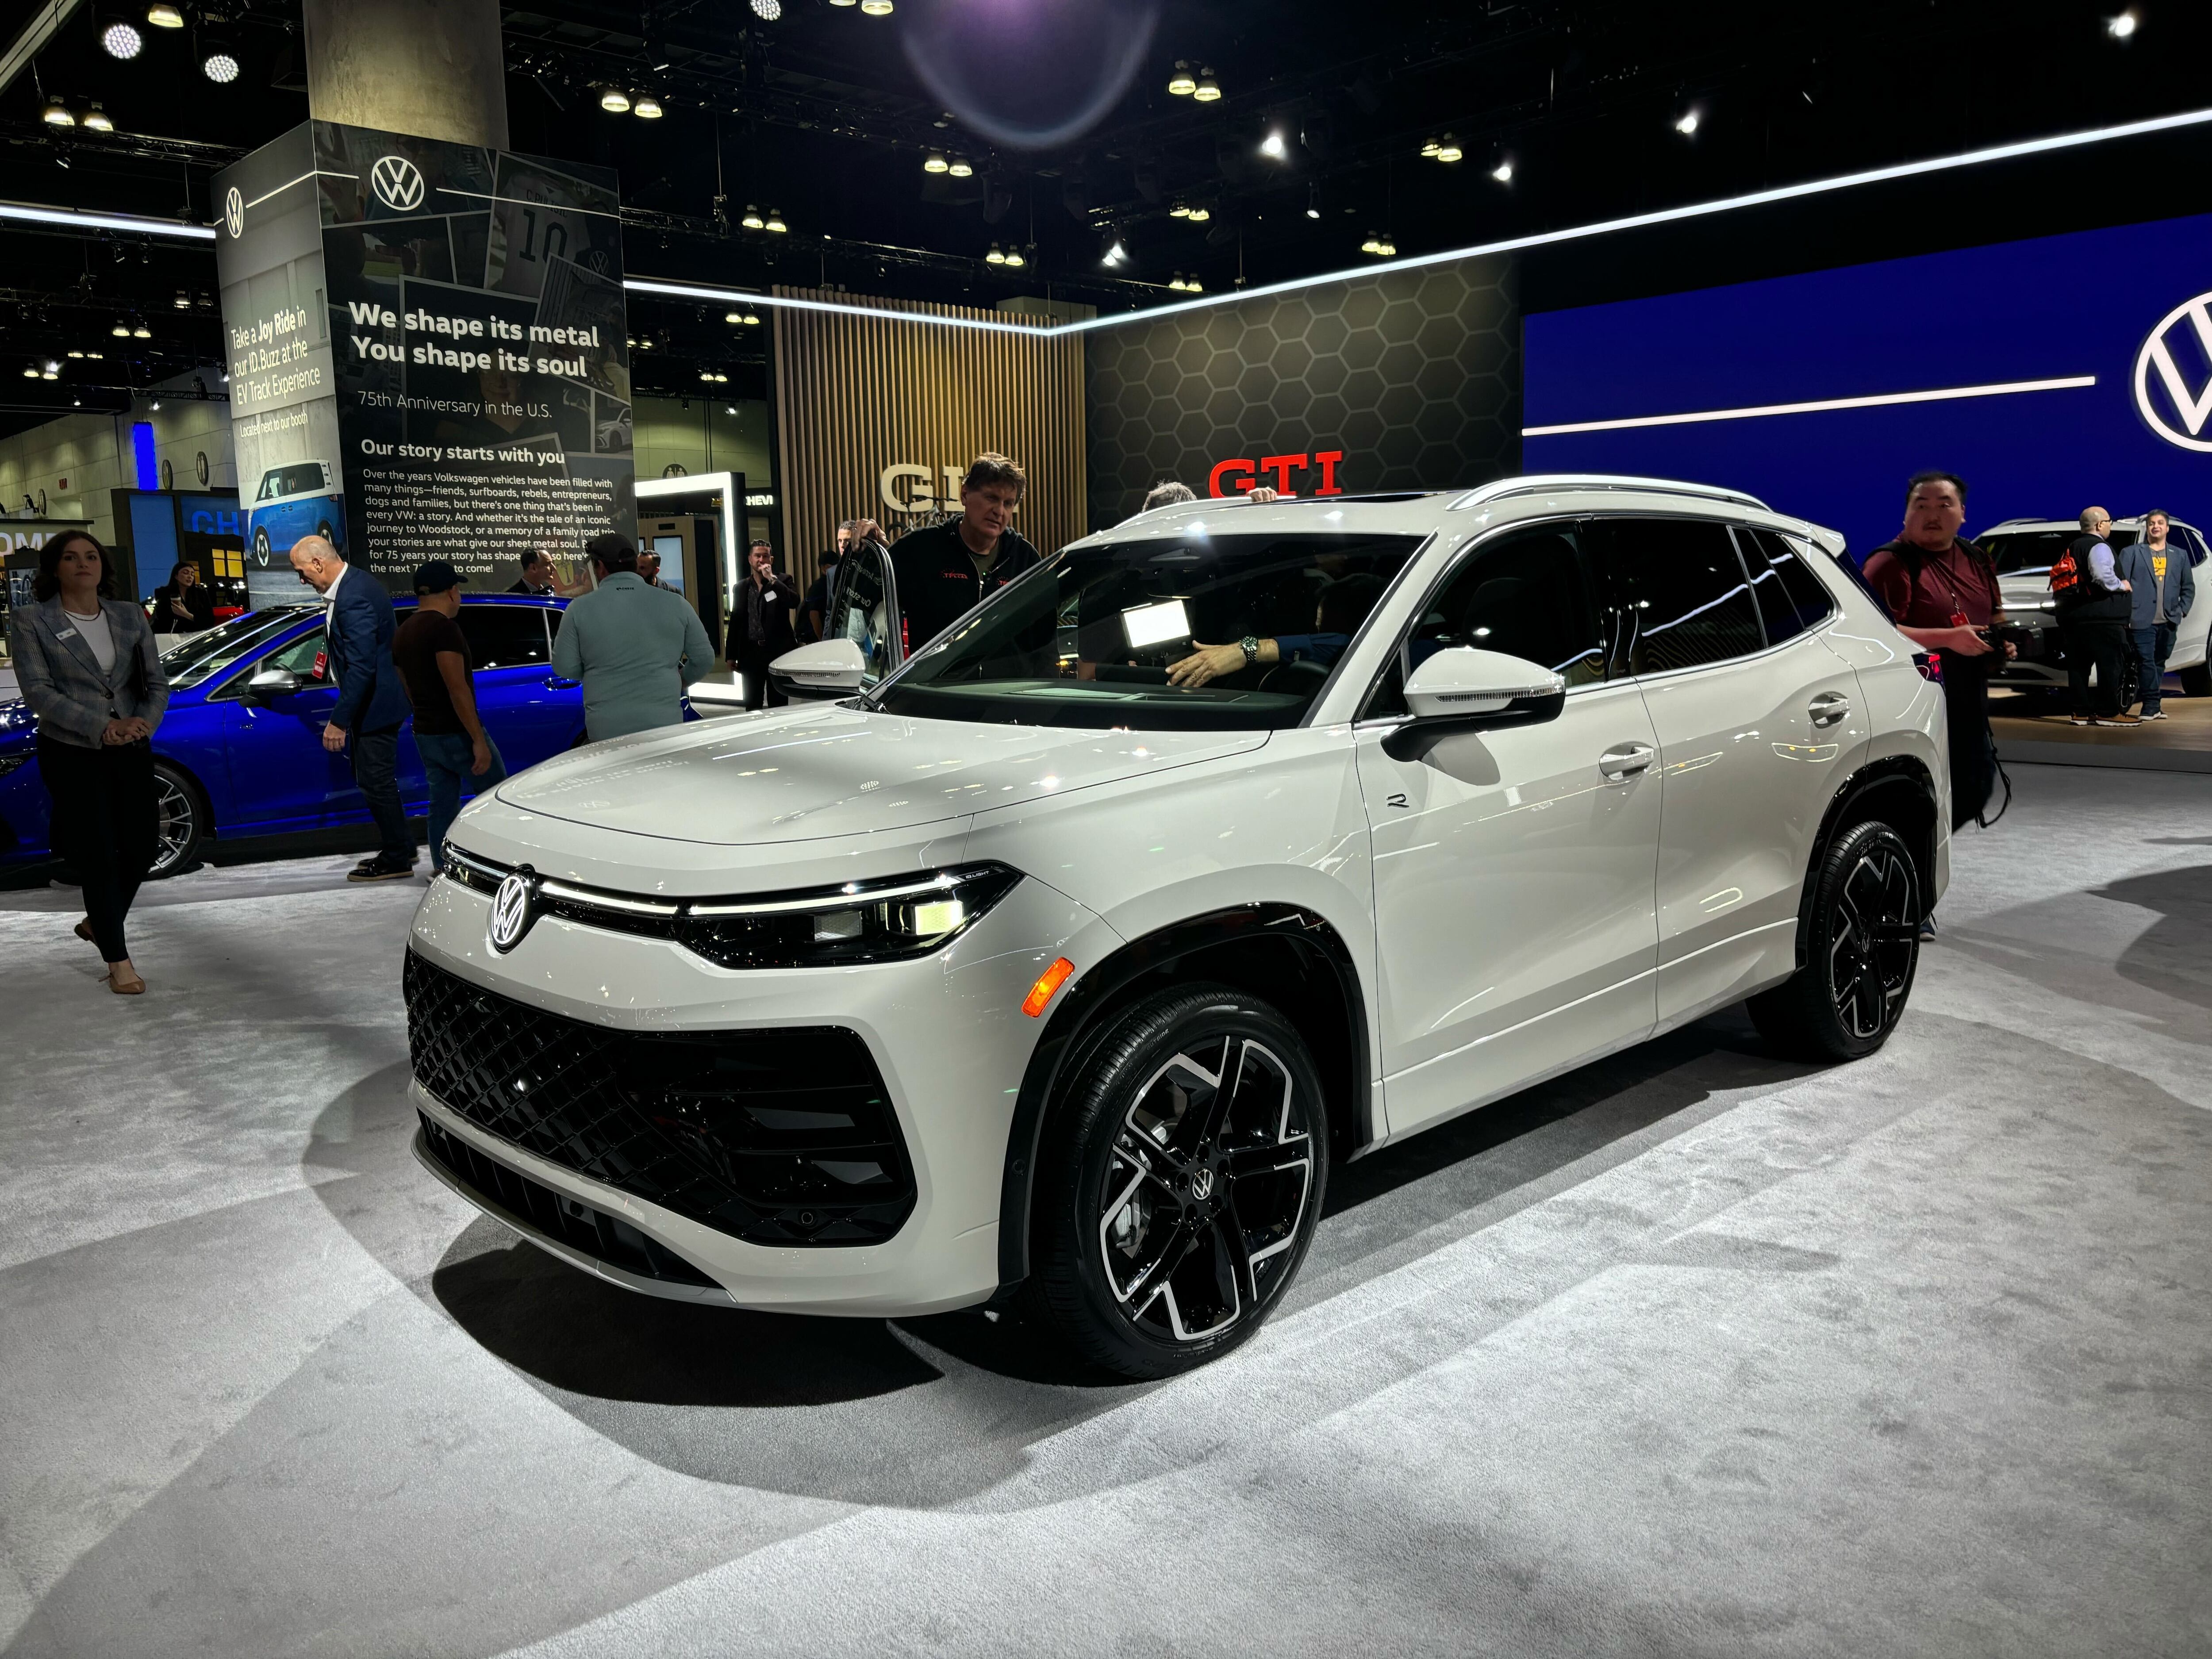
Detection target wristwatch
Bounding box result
[1239,635,1259,667]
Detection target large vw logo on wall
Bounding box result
[369,154,426,214]
[488,871,537,953]
[223,187,243,239]
[2135,291,2212,453]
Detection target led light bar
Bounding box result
[0,200,216,240]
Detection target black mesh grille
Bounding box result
[405,950,916,1247]
[418,1114,720,1289]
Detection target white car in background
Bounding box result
[403,476,1945,1378]
[1976,515,2211,699]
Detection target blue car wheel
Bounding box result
[150,759,207,878]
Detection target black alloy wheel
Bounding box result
[1749,819,1920,1061]
[252,526,270,562]
[1034,984,1327,1378]
[148,760,206,879]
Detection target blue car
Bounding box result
[246,460,346,564]
[0,594,591,879]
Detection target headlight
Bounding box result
[441,849,1022,969]
[677,864,1022,968]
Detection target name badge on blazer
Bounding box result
[55,627,76,640]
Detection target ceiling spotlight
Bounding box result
[750,0,782,17]
[633,95,663,119]
[132,320,151,338]
[924,151,949,173]
[1674,108,1701,136]
[986,243,1006,264]
[1101,234,1128,268]
[200,40,240,83]
[699,370,715,383]
[67,349,84,358]
[725,404,737,415]
[83,102,115,132]
[111,320,131,338]
[173,290,190,309]
[1169,202,1190,218]
[19,366,35,379]
[1186,204,1211,223]
[1185,274,1202,293]
[1193,67,1220,102]
[1491,157,1514,184]
[2107,10,2138,37]
[741,203,764,228]
[145,3,183,26]
[42,362,60,380]
[1259,129,1287,161]
[1435,133,1463,163]
[948,155,973,178]
[724,310,743,323]
[764,208,787,232]
[43,96,75,127]
[1003,246,1026,268]
[101,18,144,58]
[600,86,632,113]
[829,0,855,6]
[1168,61,1196,96]
[743,311,760,325]
[859,0,894,13]
[1420,137,1441,158]
[150,398,161,410]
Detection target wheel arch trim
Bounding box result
[1791,756,1938,969]
[993,902,1373,1294]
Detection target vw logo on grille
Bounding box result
[223,187,243,239]
[1190,1167,1214,1200]
[369,154,426,214]
[2135,290,2212,453]
[488,872,536,953]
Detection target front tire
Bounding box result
[1749,820,1921,1061]
[1033,984,1328,1379]
[148,760,207,879]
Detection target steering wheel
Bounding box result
[1258,657,1332,696]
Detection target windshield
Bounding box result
[871,532,1422,730]
[160,607,316,690]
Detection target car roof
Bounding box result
[1978,516,2199,534]
[1083,472,1842,556]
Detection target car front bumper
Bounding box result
[405,861,1112,1316]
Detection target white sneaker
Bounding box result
[2143,709,2170,720]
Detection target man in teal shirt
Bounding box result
[551,533,717,741]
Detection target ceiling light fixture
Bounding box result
[741,204,764,229]
[1193,67,1220,102]
[145,3,183,26]
[67,349,84,358]
[1435,133,1463,163]
[1004,246,1026,268]
[200,39,240,83]
[828,0,855,6]
[600,86,632,113]
[924,150,949,173]
[111,320,130,337]
[986,243,1006,264]
[1675,108,1701,136]
[19,366,35,379]
[633,95,664,119]
[1420,137,1441,158]
[750,0,782,17]
[2107,10,2138,38]
[1491,157,1514,184]
[1101,234,1128,268]
[744,311,760,325]
[173,290,190,309]
[859,0,894,14]
[1259,128,1287,161]
[1186,204,1211,223]
[764,208,787,232]
[101,17,144,58]
[42,361,60,380]
[82,102,114,132]
[1167,61,1196,96]
[1169,202,1190,218]
[724,310,742,323]
[132,320,151,338]
[150,398,161,410]
[42,96,75,127]
[949,155,974,177]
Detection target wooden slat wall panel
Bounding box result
[770,287,1087,591]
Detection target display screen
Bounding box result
[1524,211,2212,557]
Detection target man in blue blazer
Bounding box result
[290,536,417,880]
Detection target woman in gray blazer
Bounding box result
[10,530,170,994]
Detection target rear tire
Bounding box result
[1033,983,1328,1379]
[148,760,207,879]
[1749,820,1921,1062]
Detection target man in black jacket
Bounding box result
[727,540,800,709]
[889,453,1041,654]
[2058,506,2138,727]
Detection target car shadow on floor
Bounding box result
[2093,861,2212,1014]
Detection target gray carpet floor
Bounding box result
[1,763,2206,1657]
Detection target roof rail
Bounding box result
[1448,474,1772,513]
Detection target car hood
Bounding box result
[0,698,34,750]
[494,704,1271,846]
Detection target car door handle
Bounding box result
[543,675,579,690]
[1807,691,1852,727]
[1598,743,1656,780]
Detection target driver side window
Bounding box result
[264,627,330,683]
[1364,522,1607,719]
[827,549,895,685]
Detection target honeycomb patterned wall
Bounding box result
[1084,254,1520,530]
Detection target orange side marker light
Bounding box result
[1022,957,1075,1018]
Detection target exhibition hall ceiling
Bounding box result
[0,0,2207,437]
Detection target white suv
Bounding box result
[405,476,1947,1378]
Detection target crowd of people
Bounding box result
[8,454,2193,995]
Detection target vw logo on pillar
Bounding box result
[369,154,427,215]
[223,187,244,239]
[488,870,538,954]
[2135,291,2212,453]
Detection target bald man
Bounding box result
[290,537,418,879]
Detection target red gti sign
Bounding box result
[1207,450,1345,498]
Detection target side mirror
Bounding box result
[769,637,867,701]
[1386,647,1566,760]
[245,666,300,699]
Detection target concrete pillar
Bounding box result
[301,0,509,150]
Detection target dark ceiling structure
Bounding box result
[1,0,2206,438]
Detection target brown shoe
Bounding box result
[2105,714,2144,727]
[105,965,145,995]
[74,919,94,945]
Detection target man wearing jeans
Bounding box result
[290,535,418,879]
[2131,510,2196,719]
[392,561,506,873]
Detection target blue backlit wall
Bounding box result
[1523,212,2212,556]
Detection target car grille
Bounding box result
[417,1114,722,1290]
[404,950,917,1247]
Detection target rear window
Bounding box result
[1979,530,2086,574]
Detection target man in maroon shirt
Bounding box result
[1860,470,2016,847]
